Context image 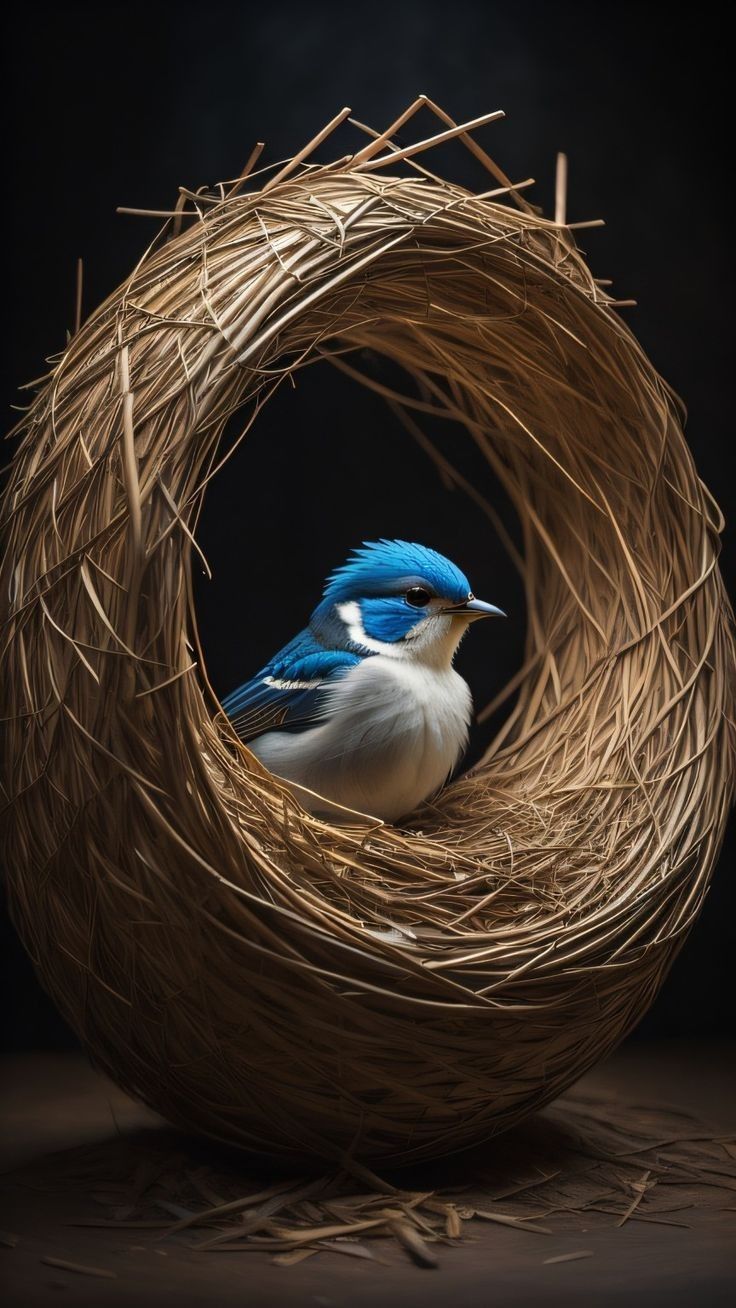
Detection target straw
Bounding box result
[1,99,733,1169]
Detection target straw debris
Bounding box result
[16,1087,736,1270]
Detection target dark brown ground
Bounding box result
[1,1040,734,1307]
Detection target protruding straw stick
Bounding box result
[356,109,505,173]
[350,97,426,166]
[555,151,568,227]
[74,258,83,335]
[349,116,444,185]
[229,141,266,199]
[171,190,189,239]
[261,108,352,194]
[419,94,535,214]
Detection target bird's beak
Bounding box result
[445,598,506,620]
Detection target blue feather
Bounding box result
[222,629,360,742]
[322,540,470,605]
[359,596,421,643]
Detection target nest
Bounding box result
[1,101,734,1165]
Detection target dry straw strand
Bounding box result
[1,101,734,1165]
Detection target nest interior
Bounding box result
[1,101,734,1165]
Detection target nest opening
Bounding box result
[195,348,526,772]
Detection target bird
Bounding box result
[222,540,505,823]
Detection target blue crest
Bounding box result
[321,540,471,605]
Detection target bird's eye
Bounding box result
[405,586,432,608]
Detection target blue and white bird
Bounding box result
[222,540,505,822]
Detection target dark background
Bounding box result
[1,1,733,1051]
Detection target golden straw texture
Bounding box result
[1,103,734,1164]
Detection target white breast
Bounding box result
[250,655,472,822]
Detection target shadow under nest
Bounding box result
[1,103,734,1166]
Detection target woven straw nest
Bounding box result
[2,101,734,1166]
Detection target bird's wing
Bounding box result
[221,630,361,743]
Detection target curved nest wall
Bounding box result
[2,106,734,1164]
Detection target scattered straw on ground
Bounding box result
[11,1089,736,1270]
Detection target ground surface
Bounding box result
[1,1040,734,1307]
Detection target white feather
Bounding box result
[335,600,409,658]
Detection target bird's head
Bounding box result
[310,539,505,667]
